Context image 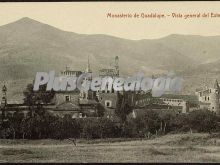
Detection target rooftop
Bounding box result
[160,94,199,104]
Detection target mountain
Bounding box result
[0,17,194,79]
[0,17,220,99]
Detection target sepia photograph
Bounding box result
[0,1,219,163]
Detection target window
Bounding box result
[105,100,112,107]
[210,89,211,93]
[208,97,209,101]
[65,95,70,102]
[212,107,215,109]
[205,96,206,101]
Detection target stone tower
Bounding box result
[85,55,92,74]
[209,79,220,114]
[115,56,119,77]
[80,55,94,100]
[1,83,7,119]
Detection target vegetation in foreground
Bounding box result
[0,107,219,140]
[0,83,219,141]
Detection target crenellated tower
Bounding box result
[209,79,220,114]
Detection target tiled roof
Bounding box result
[56,101,80,110]
[199,101,210,105]
[79,99,98,105]
[7,99,24,105]
[160,94,199,104]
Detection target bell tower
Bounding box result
[1,83,7,120]
[85,55,92,74]
[80,55,94,100]
[115,56,119,77]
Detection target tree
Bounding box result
[158,110,177,134]
[23,83,55,117]
[139,109,161,135]
[115,92,133,123]
[97,103,105,117]
[23,83,55,106]
[124,109,161,138]
[188,109,219,133]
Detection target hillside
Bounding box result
[0,17,220,99]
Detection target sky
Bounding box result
[0,2,220,40]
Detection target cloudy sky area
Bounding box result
[0,2,220,40]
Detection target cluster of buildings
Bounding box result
[195,80,220,113]
[0,56,220,120]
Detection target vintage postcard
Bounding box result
[0,1,219,163]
